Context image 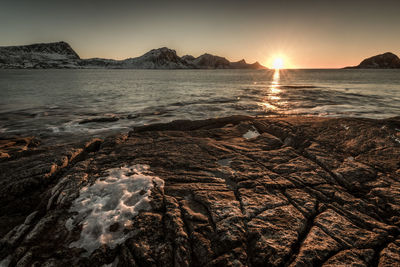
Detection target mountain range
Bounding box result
[0,41,266,69]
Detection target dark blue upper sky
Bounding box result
[1,0,399,68]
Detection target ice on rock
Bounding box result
[67,164,164,255]
[0,255,12,267]
[217,158,232,167]
[243,127,260,139]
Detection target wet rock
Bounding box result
[0,136,40,160]
[0,115,399,266]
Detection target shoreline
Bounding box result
[2,113,399,147]
[1,115,400,266]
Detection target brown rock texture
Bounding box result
[0,115,400,266]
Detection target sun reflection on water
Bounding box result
[273,68,280,81]
[259,69,284,113]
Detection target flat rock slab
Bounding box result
[0,115,400,266]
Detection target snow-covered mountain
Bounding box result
[122,47,191,69]
[0,41,81,68]
[0,42,267,69]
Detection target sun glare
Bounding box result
[272,57,284,69]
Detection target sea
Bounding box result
[0,69,399,143]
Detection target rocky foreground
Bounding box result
[1,115,400,266]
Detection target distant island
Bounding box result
[0,41,266,69]
[345,52,400,69]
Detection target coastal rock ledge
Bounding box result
[1,115,400,266]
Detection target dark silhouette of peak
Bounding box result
[193,54,231,68]
[181,55,196,61]
[230,59,267,69]
[345,52,400,69]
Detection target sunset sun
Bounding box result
[272,57,284,69]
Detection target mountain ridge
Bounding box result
[0,42,267,69]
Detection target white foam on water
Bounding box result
[243,127,260,139]
[67,164,164,255]
[393,136,400,144]
[47,125,60,133]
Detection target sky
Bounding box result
[1,0,399,68]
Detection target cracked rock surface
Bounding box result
[0,115,400,266]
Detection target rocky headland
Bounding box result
[345,52,400,69]
[1,115,400,266]
[0,42,266,69]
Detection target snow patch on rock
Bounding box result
[67,164,164,255]
[0,255,12,267]
[217,158,232,167]
[243,127,260,139]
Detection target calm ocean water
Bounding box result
[0,69,399,142]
